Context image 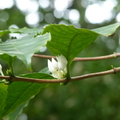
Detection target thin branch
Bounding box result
[11,77,65,83]
[0,76,10,79]
[0,67,120,83]
[73,53,120,61]
[71,67,120,82]
[33,53,120,61]
[33,54,55,59]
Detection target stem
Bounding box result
[33,54,55,59]
[0,76,10,79]
[73,53,119,61]
[10,76,65,83]
[0,67,120,83]
[65,63,71,84]
[71,67,120,82]
[33,53,120,61]
[8,56,15,76]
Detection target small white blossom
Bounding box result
[0,64,4,76]
[48,55,67,79]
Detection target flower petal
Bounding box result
[0,64,4,76]
[48,60,56,73]
[51,58,58,69]
[57,55,67,70]
[57,55,67,65]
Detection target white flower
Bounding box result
[48,55,67,79]
[0,64,4,76]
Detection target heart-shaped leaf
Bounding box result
[43,24,99,64]
[43,23,120,65]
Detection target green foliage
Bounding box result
[0,27,41,37]
[92,22,120,36]
[1,0,120,119]
[1,73,53,119]
[0,29,51,70]
[0,83,7,119]
[0,23,120,119]
[8,101,29,120]
[43,24,99,64]
[0,54,16,74]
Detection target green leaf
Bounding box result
[0,27,43,37]
[9,27,43,36]
[92,22,120,36]
[39,67,50,74]
[8,101,29,120]
[43,24,99,64]
[2,73,53,118]
[0,83,7,119]
[0,33,51,70]
[0,54,16,66]
[0,54,16,75]
[0,30,10,37]
[19,72,54,79]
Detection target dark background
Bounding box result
[1,0,120,120]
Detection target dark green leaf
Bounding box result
[2,73,53,117]
[0,83,7,119]
[0,30,10,37]
[0,54,16,66]
[43,24,99,64]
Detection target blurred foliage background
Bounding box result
[1,0,120,120]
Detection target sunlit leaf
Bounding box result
[92,22,120,36]
[0,27,43,37]
[0,33,51,70]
